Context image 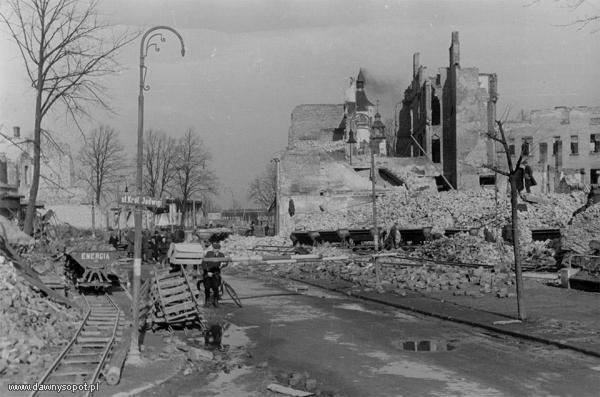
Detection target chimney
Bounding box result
[413,53,420,78]
[13,126,20,138]
[0,153,7,184]
[449,31,460,67]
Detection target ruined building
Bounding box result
[278,70,438,235]
[504,106,600,190]
[396,32,499,190]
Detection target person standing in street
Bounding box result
[389,222,400,249]
[200,243,227,307]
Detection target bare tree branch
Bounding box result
[172,128,219,226]
[247,163,276,209]
[0,0,138,234]
[78,125,127,205]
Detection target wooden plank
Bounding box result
[156,277,186,289]
[161,291,192,305]
[159,284,189,297]
[163,302,195,315]
[156,271,183,281]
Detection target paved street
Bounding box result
[147,272,600,397]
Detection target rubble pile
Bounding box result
[279,257,515,297]
[0,256,80,377]
[220,235,291,260]
[408,234,512,270]
[562,204,600,254]
[294,190,586,233]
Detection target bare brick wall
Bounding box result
[288,104,344,146]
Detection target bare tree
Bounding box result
[528,0,600,31]
[248,163,276,209]
[0,0,136,235]
[173,128,218,226]
[144,129,177,198]
[484,120,527,321]
[78,125,126,205]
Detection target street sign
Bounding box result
[119,195,163,208]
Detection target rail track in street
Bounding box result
[31,293,123,397]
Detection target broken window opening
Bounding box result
[552,136,561,156]
[431,96,441,126]
[571,135,579,155]
[539,142,548,163]
[479,175,496,186]
[590,134,600,153]
[521,136,533,156]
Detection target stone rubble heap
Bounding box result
[0,255,80,379]
[294,190,586,234]
[562,204,600,254]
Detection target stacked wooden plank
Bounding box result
[148,268,204,327]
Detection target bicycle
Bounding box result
[197,275,243,308]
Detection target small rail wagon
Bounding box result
[66,250,122,290]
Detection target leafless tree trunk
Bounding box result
[173,128,218,227]
[485,120,527,321]
[78,125,126,205]
[248,163,276,209]
[144,128,177,198]
[0,0,136,235]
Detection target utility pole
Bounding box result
[370,149,379,250]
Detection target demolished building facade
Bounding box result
[396,31,499,190]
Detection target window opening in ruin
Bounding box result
[479,175,496,186]
[570,135,579,155]
[24,165,28,185]
[539,142,548,163]
[436,175,452,191]
[552,136,561,156]
[509,144,515,156]
[590,134,600,153]
[521,137,533,156]
[591,169,600,185]
[432,138,441,163]
[431,96,441,126]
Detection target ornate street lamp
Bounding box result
[347,130,357,165]
[130,26,185,363]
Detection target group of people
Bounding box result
[108,228,187,263]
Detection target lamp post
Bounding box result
[347,130,357,166]
[130,26,185,363]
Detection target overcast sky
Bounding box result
[1,0,600,207]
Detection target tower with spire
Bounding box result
[344,69,378,156]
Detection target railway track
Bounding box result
[31,294,123,397]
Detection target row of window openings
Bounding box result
[508,134,600,158]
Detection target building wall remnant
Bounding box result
[396,32,498,190]
[504,106,600,190]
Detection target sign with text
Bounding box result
[119,195,163,208]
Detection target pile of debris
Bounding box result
[562,204,600,254]
[278,255,515,298]
[408,234,512,270]
[220,235,291,260]
[0,255,80,379]
[294,190,587,233]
